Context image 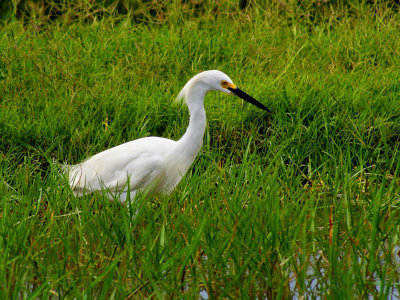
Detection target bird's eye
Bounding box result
[221,80,228,88]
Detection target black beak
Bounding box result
[228,87,271,113]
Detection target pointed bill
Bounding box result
[227,86,271,113]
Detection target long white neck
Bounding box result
[176,86,207,158]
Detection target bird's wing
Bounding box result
[69,150,165,194]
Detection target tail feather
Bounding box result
[53,159,83,192]
[51,158,69,173]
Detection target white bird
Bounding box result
[64,70,271,202]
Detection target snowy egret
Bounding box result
[64,70,270,202]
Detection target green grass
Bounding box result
[1,1,400,298]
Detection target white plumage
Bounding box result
[64,70,270,202]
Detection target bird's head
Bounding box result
[177,70,271,113]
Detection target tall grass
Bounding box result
[1,1,400,298]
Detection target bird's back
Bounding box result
[65,136,177,200]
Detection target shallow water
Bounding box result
[289,245,400,299]
[198,245,400,299]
